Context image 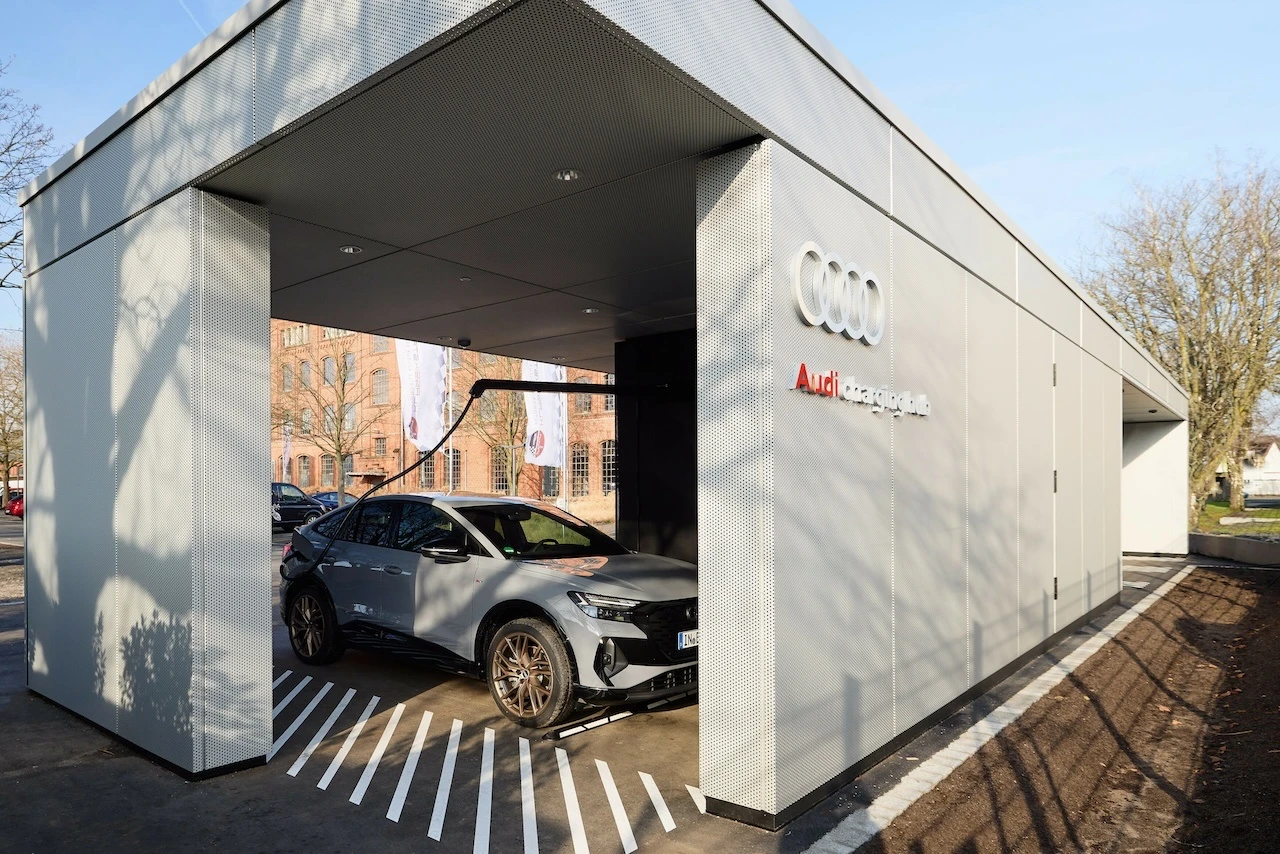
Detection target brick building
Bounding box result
[269,320,617,526]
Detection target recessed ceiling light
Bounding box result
[437,336,453,343]
[459,276,472,282]
[550,355,565,360]
[553,168,582,182]
[338,245,363,254]
[581,307,600,314]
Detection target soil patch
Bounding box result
[0,562,22,602]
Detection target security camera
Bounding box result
[458,337,472,349]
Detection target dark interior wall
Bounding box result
[615,330,698,563]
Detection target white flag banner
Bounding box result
[395,339,449,452]
[522,360,566,467]
[282,425,293,481]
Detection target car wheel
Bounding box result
[302,512,321,526]
[486,618,575,728]
[287,585,344,665]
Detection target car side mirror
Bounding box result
[421,544,469,564]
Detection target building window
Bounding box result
[480,394,497,421]
[322,327,354,340]
[372,335,390,353]
[601,440,616,495]
[343,404,357,432]
[542,466,560,498]
[604,373,615,413]
[479,351,497,365]
[282,364,294,393]
[372,370,389,405]
[321,455,336,487]
[419,452,435,489]
[491,447,510,494]
[571,443,589,497]
[343,455,354,486]
[574,376,592,413]
[449,391,465,423]
[374,437,387,457]
[323,357,336,385]
[282,324,308,348]
[300,361,312,387]
[449,348,464,369]
[445,449,463,489]
[343,352,356,379]
[298,456,312,488]
[300,408,313,435]
[324,405,336,434]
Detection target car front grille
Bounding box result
[632,598,698,664]
[639,664,698,693]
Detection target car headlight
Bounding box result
[568,591,641,622]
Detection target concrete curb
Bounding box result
[1190,533,1280,567]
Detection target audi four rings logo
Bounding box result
[792,241,886,345]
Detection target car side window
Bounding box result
[280,484,307,503]
[313,508,350,539]
[394,502,465,552]
[351,503,396,547]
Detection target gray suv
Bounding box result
[279,494,698,727]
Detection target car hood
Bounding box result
[520,553,697,601]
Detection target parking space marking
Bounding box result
[272,670,294,690]
[519,738,538,854]
[428,719,464,841]
[273,675,312,719]
[474,728,495,854]
[556,747,590,854]
[597,760,638,853]
[289,687,356,777]
[387,710,433,822]
[639,772,676,833]
[270,681,333,761]
[351,702,405,805]
[686,785,706,815]
[319,695,380,791]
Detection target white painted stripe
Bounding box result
[288,688,355,777]
[686,785,706,815]
[1123,580,1149,589]
[273,675,312,718]
[387,710,433,822]
[269,681,333,761]
[473,728,495,854]
[318,695,379,791]
[428,719,464,841]
[519,738,538,854]
[558,726,587,738]
[350,703,405,805]
[804,566,1195,853]
[596,760,637,853]
[556,748,590,854]
[272,670,294,690]
[639,772,676,832]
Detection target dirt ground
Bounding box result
[0,561,21,603]
[861,567,1280,853]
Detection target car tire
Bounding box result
[486,618,576,728]
[286,584,344,665]
[302,512,321,527]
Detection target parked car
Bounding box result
[10,495,22,519]
[309,491,359,512]
[271,483,327,531]
[4,491,22,516]
[280,494,697,728]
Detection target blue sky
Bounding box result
[5,0,1277,331]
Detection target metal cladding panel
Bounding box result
[1122,341,1150,390]
[966,279,1019,681]
[253,0,500,140]
[892,228,968,726]
[768,147,893,809]
[891,134,1016,298]
[696,143,776,813]
[585,0,892,210]
[113,195,199,769]
[1055,337,1084,626]
[193,193,272,770]
[24,234,119,731]
[1017,246,1080,345]
[25,37,254,275]
[1105,375,1123,583]
[1081,355,1111,614]
[1081,306,1120,371]
[1017,312,1054,651]
[1148,374,1170,408]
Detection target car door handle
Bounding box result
[376,565,404,575]
[320,560,352,569]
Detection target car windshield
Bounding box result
[458,503,628,559]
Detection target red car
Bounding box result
[8,496,21,518]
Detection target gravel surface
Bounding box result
[0,563,21,602]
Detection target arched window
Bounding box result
[323,357,336,385]
[321,455,336,487]
[343,404,357,432]
[300,408,313,435]
[323,405,336,434]
[342,455,354,486]
[298,456,312,488]
[601,440,616,495]
[491,447,510,494]
[574,376,592,413]
[571,443,590,496]
[282,364,294,393]
[300,361,312,387]
[343,352,356,379]
[372,369,389,405]
[419,452,435,489]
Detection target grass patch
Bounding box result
[1196,500,1280,536]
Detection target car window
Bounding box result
[394,502,466,552]
[458,504,627,559]
[280,484,307,502]
[350,502,396,547]
[313,507,350,538]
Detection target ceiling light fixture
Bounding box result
[581,307,600,314]
[338,245,363,255]
[437,336,454,343]
[553,168,582,182]
[459,276,472,282]
[1148,409,1157,414]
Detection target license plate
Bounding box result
[677,629,699,651]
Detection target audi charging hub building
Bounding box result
[20,0,1190,829]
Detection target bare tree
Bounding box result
[1,61,55,290]
[0,336,21,505]
[455,353,528,495]
[272,330,382,504]
[1083,157,1280,520]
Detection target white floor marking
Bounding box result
[804,566,1195,854]
[428,719,464,841]
[596,760,638,853]
[1123,580,1150,589]
[269,681,333,761]
[271,670,294,690]
[318,695,379,791]
[519,738,538,854]
[350,702,405,805]
[639,772,676,832]
[474,728,495,854]
[387,710,433,822]
[556,748,590,854]
[288,687,355,777]
[686,785,706,815]
[273,675,312,719]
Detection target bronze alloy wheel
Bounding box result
[490,631,554,720]
[290,592,326,659]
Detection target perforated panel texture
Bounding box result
[1017,313,1055,651]
[696,142,776,814]
[1018,246,1080,345]
[1055,337,1084,627]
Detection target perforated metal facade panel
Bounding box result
[1122,342,1150,391]
[696,143,776,813]
[1082,354,1117,611]
[1018,246,1081,345]
[1081,306,1120,372]
[1054,337,1084,627]
[1105,369,1123,588]
[1017,314,1055,650]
